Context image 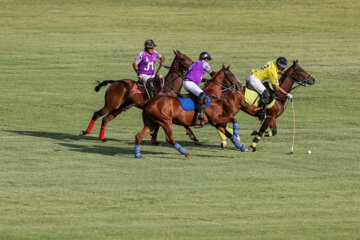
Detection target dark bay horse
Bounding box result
[134,65,248,158]
[79,50,200,144]
[236,60,315,151]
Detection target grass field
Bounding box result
[1,0,360,239]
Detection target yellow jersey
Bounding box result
[251,60,280,86]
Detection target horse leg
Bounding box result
[161,122,191,157]
[79,107,110,136]
[217,125,240,149]
[228,120,247,152]
[134,118,157,158]
[216,122,247,152]
[251,118,272,152]
[185,126,201,145]
[98,108,122,142]
[150,125,161,146]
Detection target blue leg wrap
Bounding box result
[230,137,248,152]
[134,145,142,158]
[174,142,188,155]
[233,122,239,136]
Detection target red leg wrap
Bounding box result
[99,126,106,141]
[85,120,96,134]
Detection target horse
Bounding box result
[79,50,200,144]
[221,60,315,151]
[134,65,248,158]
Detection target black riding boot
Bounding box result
[195,96,205,126]
[146,79,155,98]
[257,90,271,121]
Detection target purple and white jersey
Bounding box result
[135,50,162,75]
[184,60,212,85]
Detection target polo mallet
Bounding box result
[290,99,295,154]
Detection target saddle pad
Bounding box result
[244,88,275,109]
[132,83,146,94]
[176,96,211,111]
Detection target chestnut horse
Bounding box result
[237,60,315,151]
[79,50,200,144]
[134,65,248,158]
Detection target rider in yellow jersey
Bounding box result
[247,57,293,120]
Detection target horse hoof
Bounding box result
[194,140,201,145]
[251,147,257,152]
[79,130,86,136]
[221,141,227,149]
[185,152,191,157]
[100,139,108,143]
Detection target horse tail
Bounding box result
[94,80,116,92]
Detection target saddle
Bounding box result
[132,75,165,96]
[176,94,211,111]
[245,81,276,110]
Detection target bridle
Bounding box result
[206,67,243,99]
[162,55,192,91]
[285,64,312,90]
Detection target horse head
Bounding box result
[171,50,194,73]
[163,50,194,92]
[211,64,243,90]
[283,60,315,86]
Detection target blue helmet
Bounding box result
[199,52,212,60]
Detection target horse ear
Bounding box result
[227,65,231,69]
[173,50,177,56]
[177,50,182,54]
[222,64,226,68]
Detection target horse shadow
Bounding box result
[5,130,121,143]
[4,130,232,158]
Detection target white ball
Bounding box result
[307,150,312,154]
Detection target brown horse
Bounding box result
[236,60,315,151]
[134,65,248,158]
[79,50,200,144]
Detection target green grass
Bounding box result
[1,0,360,239]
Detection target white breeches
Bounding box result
[138,74,154,83]
[248,74,266,94]
[183,80,203,97]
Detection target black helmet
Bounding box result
[199,52,212,60]
[276,57,288,69]
[144,39,157,48]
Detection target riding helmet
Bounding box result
[276,57,288,69]
[199,52,212,60]
[144,39,157,48]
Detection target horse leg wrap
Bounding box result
[174,142,188,155]
[230,135,247,152]
[264,131,273,137]
[251,135,262,148]
[232,122,239,136]
[85,120,96,134]
[134,145,142,158]
[99,125,106,141]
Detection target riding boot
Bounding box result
[146,79,155,98]
[195,98,204,126]
[257,90,270,121]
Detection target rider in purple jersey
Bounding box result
[183,52,215,126]
[133,39,165,98]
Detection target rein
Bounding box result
[206,68,242,100]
